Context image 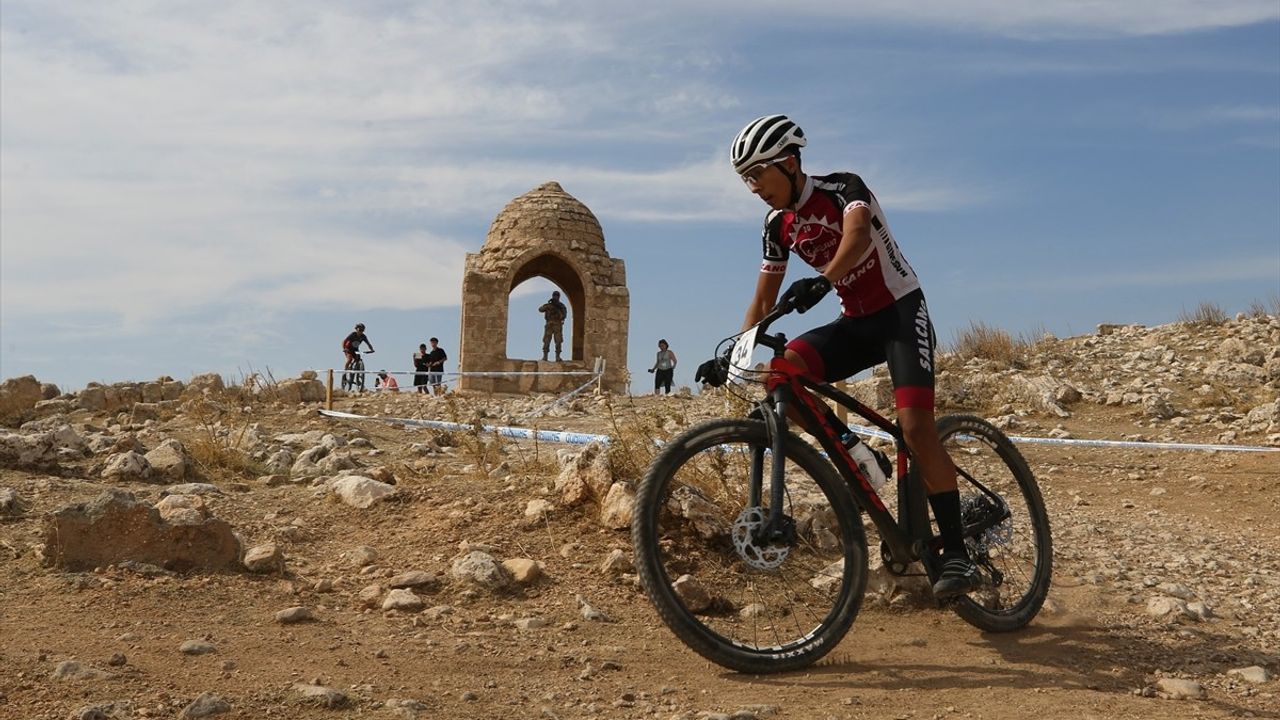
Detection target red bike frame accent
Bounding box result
[766,356,887,512]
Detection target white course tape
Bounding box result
[523,373,605,419]
[320,409,609,446]
[321,409,1277,453]
[845,424,1278,453]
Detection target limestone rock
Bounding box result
[554,441,612,506]
[387,570,438,589]
[290,445,329,476]
[0,430,61,470]
[382,588,425,612]
[145,439,193,482]
[599,549,633,575]
[292,683,347,708]
[243,543,285,574]
[131,402,162,422]
[0,375,43,425]
[524,499,552,519]
[358,584,384,608]
[165,483,222,496]
[50,660,113,680]
[330,476,397,509]
[1155,677,1205,700]
[1146,596,1190,619]
[501,558,543,585]
[102,451,154,483]
[178,640,216,655]
[180,692,231,718]
[598,482,635,529]
[42,489,241,572]
[672,574,712,613]
[274,606,312,624]
[1227,666,1271,684]
[450,550,511,590]
[0,487,26,516]
[349,545,378,567]
[154,494,208,526]
[186,373,226,396]
[276,378,326,404]
[263,448,295,474]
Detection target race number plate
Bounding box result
[726,326,758,385]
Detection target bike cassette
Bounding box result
[962,496,1013,554]
[731,507,792,570]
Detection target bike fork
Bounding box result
[749,398,789,544]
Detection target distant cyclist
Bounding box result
[712,114,978,598]
[342,323,375,373]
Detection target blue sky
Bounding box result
[2,1,1278,393]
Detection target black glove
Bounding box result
[694,353,730,387]
[780,276,832,314]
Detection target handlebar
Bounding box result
[751,299,797,354]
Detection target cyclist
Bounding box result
[711,114,978,598]
[342,323,375,374]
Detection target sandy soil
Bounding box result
[1,391,1277,720]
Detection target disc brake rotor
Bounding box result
[731,507,791,571]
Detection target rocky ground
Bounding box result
[1,314,1277,720]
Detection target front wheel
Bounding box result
[937,414,1052,632]
[632,418,868,674]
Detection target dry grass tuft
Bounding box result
[1178,301,1229,325]
[949,321,1038,368]
[601,394,667,484]
[185,391,264,481]
[1247,294,1279,319]
[436,394,503,478]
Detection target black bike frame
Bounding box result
[750,352,1015,580]
[739,308,942,575]
[759,359,935,570]
[345,354,366,391]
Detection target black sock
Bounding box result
[928,489,968,557]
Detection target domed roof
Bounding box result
[482,181,605,253]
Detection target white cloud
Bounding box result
[2,0,1272,343]
[669,0,1279,38]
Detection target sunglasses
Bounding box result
[740,156,791,187]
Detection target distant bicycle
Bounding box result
[341,349,373,392]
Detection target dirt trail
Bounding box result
[2,389,1278,719]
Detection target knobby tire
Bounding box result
[937,414,1053,632]
[632,418,868,674]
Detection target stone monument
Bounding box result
[458,182,629,394]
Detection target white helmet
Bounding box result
[730,115,806,174]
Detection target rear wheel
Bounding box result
[937,414,1052,632]
[632,418,868,673]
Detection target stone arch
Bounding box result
[458,181,629,394]
[507,249,587,362]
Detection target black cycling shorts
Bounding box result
[786,289,937,410]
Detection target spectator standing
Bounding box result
[648,339,678,394]
[413,344,431,393]
[538,291,568,361]
[426,337,448,395]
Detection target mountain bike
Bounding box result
[631,299,1052,674]
[341,349,373,392]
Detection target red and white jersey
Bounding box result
[760,173,920,317]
